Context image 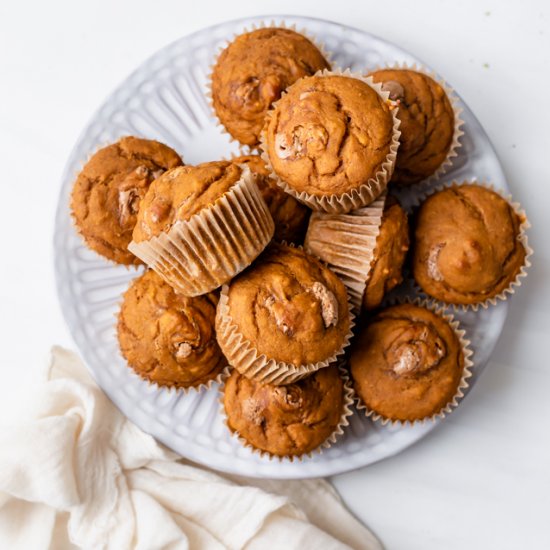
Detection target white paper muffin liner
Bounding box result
[410,181,532,311]
[259,68,401,214]
[353,297,473,426]
[219,363,355,461]
[304,192,387,313]
[215,254,356,385]
[369,61,464,186]
[128,166,275,297]
[207,21,332,150]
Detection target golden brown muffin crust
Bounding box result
[412,184,526,305]
[233,155,310,243]
[350,303,464,421]
[212,28,330,147]
[265,75,394,196]
[132,161,242,242]
[117,270,226,388]
[71,136,183,264]
[225,243,351,366]
[223,365,344,456]
[369,69,455,185]
[363,196,410,310]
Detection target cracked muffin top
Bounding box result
[224,243,351,366]
[233,154,310,243]
[412,184,526,305]
[211,28,330,147]
[132,161,243,242]
[350,303,465,421]
[223,365,344,457]
[363,195,410,310]
[369,68,455,185]
[117,270,226,388]
[264,74,395,198]
[71,136,183,264]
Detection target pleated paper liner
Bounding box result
[304,191,387,314]
[409,180,532,312]
[259,69,401,214]
[206,20,333,151]
[218,363,355,461]
[368,61,465,188]
[128,166,275,297]
[354,297,474,427]
[215,271,356,386]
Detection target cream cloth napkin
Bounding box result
[0,347,381,550]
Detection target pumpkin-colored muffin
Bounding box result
[211,27,330,147]
[117,270,226,388]
[263,74,398,213]
[368,68,456,185]
[350,303,467,422]
[223,365,346,457]
[129,161,274,296]
[363,195,410,310]
[412,184,527,306]
[216,243,352,384]
[71,136,182,264]
[234,155,310,243]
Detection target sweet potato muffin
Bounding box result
[369,68,456,185]
[350,303,466,421]
[223,365,345,457]
[412,184,527,306]
[129,160,274,296]
[132,161,242,242]
[363,195,410,310]
[71,136,182,264]
[216,243,351,383]
[117,270,226,388]
[234,155,310,243]
[211,27,330,147]
[263,74,397,212]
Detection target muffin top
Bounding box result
[412,184,526,305]
[234,155,310,243]
[264,75,395,197]
[350,303,465,421]
[132,161,242,242]
[117,270,226,388]
[363,195,410,310]
[369,68,455,185]
[225,243,351,366]
[223,365,344,456]
[71,136,182,264]
[211,28,330,147]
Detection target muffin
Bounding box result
[71,136,183,264]
[129,161,274,296]
[216,243,352,384]
[211,27,330,147]
[362,195,410,310]
[234,154,310,243]
[368,68,458,185]
[262,73,399,213]
[412,184,528,306]
[117,270,226,389]
[223,365,348,457]
[350,303,471,422]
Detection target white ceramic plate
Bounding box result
[54,15,509,479]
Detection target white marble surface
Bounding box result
[0,1,548,548]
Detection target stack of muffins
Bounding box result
[70,25,531,460]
